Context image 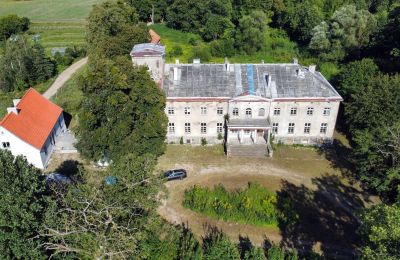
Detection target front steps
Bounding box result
[227,144,273,157]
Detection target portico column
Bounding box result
[253,129,257,143]
[240,129,244,143]
[227,128,230,144]
[267,129,271,144]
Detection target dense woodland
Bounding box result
[1,0,400,259]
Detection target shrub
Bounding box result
[170,45,183,57]
[183,183,280,227]
[180,137,184,145]
[217,133,223,140]
[201,138,207,146]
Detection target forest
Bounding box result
[1,0,400,259]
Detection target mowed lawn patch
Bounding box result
[0,0,104,22]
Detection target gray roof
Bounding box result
[228,118,271,128]
[163,63,341,99]
[130,43,165,57]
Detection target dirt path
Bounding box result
[43,57,88,99]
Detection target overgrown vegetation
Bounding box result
[184,183,280,227]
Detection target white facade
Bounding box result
[0,113,66,169]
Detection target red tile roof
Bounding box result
[0,88,63,150]
[149,29,161,44]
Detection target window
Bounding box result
[233,107,239,116]
[304,123,311,134]
[323,107,331,116]
[168,107,174,115]
[274,108,281,115]
[307,107,314,115]
[290,107,297,115]
[288,123,295,134]
[320,123,327,134]
[245,108,252,118]
[217,123,223,133]
[184,107,191,115]
[201,123,207,134]
[217,107,223,115]
[258,108,265,116]
[2,142,10,148]
[201,106,207,115]
[244,129,251,135]
[272,123,279,134]
[185,123,191,134]
[168,123,175,134]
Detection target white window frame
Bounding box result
[274,108,281,116]
[184,107,191,115]
[258,108,265,116]
[304,123,311,134]
[168,123,175,134]
[272,123,279,134]
[2,142,10,148]
[288,123,295,134]
[217,107,223,115]
[320,123,328,134]
[233,108,239,116]
[245,108,252,118]
[184,123,191,134]
[201,123,207,134]
[290,108,297,116]
[323,107,331,116]
[168,107,175,115]
[217,123,223,133]
[307,107,314,116]
[201,106,207,115]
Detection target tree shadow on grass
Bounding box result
[55,159,84,183]
[277,175,365,259]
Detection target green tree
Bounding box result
[124,0,168,22]
[358,203,400,259]
[235,10,270,54]
[77,57,167,161]
[203,229,241,260]
[0,14,30,40]
[176,225,203,260]
[0,150,47,259]
[337,58,380,99]
[86,1,150,58]
[309,5,377,60]
[41,154,162,258]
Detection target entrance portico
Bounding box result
[226,119,271,145]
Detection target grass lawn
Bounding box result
[0,0,103,22]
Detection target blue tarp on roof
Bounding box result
[247,64,255,95]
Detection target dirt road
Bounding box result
[43,57,88,99]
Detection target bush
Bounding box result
[209,39,235,57]
[189,45,211,62]
[183,183,280,227]
[180,137,184,145]
[201,138,207,146]
[170,45,183,56]
[217,133,223,140]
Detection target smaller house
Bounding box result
[0,88,66,169]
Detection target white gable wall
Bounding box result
[0,126,44,169]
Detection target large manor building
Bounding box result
[131,43,342,156]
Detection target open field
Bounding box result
[0,0,103,22]
[157,141,379,257]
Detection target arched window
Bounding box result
[258,108,265,116]
[233,108,239,116]
[245,108,252,118]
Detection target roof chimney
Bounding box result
[308,65,316,73]
[7,107,19,115]
[173,67,179,81]
[13,99,21,107]
[224,57,230,71]
[292,58,298,64]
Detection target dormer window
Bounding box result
[245,108,252,118]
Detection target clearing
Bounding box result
[156,138,379,257]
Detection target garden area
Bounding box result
[183,183,285,228]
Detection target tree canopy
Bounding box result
[0,14,30,41]
[0,150,47,259]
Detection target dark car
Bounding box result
[45,172,72,184]
[164,169,187,181]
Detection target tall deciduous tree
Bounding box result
[86,1,150,58]
[77,57,167,161]
[309,5,377,60]
[235,10,270,54]
[359,203,400,259]
[0,14,30,41]
[0,150,47,259]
